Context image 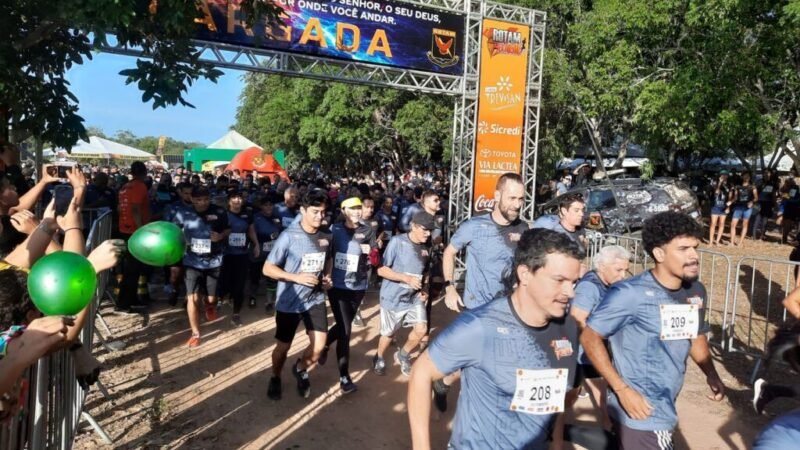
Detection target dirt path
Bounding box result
[74,238,798,449]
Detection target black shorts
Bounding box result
[612,420,674,450]
[275,302,328,344]
[185,267,220,296]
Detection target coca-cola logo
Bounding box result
[474,195,496,212]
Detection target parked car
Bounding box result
[535,178,702,235]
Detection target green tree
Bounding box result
[1,0,282,149]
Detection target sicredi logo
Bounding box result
[478,120,522,136]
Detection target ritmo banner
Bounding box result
[195,0,466,75]
[472,19,530,214]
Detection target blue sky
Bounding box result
[65,52,245,145]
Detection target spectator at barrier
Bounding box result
[116,161,151,314]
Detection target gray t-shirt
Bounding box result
[429,297,578,449]
[330,221,377,291]
[266,223,331,313]
[586,271,708,431]
[532,214,586,252]
[379,233,430,310]
[450,214,529,309]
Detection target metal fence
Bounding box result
[1,210,115,449]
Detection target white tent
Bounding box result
[206,130,261,150]
[43,136,154,160]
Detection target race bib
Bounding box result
[281,217,294,228]
[790,189,797,198]
[763,185,774,193]
[659,304,699,340]
[262,241,274,253]
[691,186,698,192]
[510,368,569,415]
[400,272,423,290]
[334,252,359,272]
[360,244,371,254]
[191,238,211,254]
[228,233,246,247]
[300,252,326,273]
[384,231,393,238]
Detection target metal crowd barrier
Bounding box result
[726,256,800,384]
[1,210,115,449]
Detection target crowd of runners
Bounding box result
[1,145,800,448]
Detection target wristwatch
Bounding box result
[443,280,455,289]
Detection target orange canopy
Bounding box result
[226,146,289,182]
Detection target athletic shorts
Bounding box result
[380,302,427,337]
[574,363,602,387]
[612,420,674,450]
[185,267,220,296]
[274,302,328,343]
[731,205,752,220]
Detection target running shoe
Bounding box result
[292,361,311,399]
[264,302,275,316]
[394,350,412,376]
[433,379,450,413]
[168,291,179,307]
[231,314,243,327]
[372,355,386,376]
[248,297,257,308]
[753,378,769,415]
[186,335,201,347]
[318,346,329,366]
[352,311,365,327]
[267,376,282,400]
[340,376,358,394]
[205,305,219,322]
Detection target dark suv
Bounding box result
[536,178,702,235]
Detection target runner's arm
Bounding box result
[689,335,725,400]
[377,265,414,284]
[442,243,457,284]
[570,306,590,329]
[783,285,800,319]
[262,261,299,283]
[408,351,446,450]
[580,326,626,392]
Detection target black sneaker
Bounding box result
[168,291,179,307]
[318,346,329,366]
[433,379,450,413]
[372,355,386,376]
[267,376,282,400]
[265,302,275,316]
[340,376,358,394]
[753,378,770,415]
[352,312,365,327]
[292,361,311,399]
[231,314,243,328]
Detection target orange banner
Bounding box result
[472,19,530,214]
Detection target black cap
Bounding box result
[191,185,210,197]
[411,211,436,231]
[227,189,244,199]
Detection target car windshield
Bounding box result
[587,189,616,211]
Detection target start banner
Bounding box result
[471,19,530,214]
[195,0,465,75]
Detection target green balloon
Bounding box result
[28,252,97,316]
[128,221,186,267]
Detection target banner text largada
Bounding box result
[195,0,466,75]
[472,19,530,214]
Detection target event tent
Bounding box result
[206,130,261,150]
[43,136,154,160]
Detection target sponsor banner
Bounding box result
[195,0,465,75]
[472,19,530,214]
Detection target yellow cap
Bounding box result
[341,197,363,209]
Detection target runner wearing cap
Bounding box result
[218,190,259,327]
[581,211,725,450]
[372,211,434,377]
[173,185,231,347]
[263,190,333,400]
[435,173,528,411]
[318,197,378,393]
[249,194,282,314]
[408,228,584,450]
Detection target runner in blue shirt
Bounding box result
[173,185,230,348]
[162,182,193,306]
[532,192,587,253]
[372,211,435,377]
[376,196,398,249]
[263,190,332,400]
[408,228,584,450]
[248,194,282,314]
[274,186,300,229]
[581,211,726,450]
[752,409,800,450]
[318,197,378,393]
[435,173,529,411]
[218,190,259,327]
